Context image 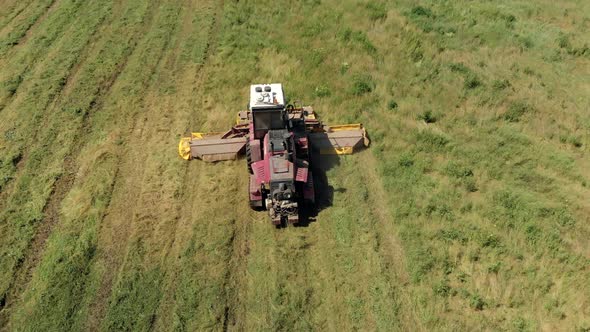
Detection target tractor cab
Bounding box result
[249,84,287,139]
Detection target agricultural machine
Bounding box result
[178,84,369,226]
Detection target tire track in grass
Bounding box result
[0,0,114,313]
[174,2,258,330]
[221,72,395,332]
[166,0,405,329]
[154,3,275,327]
[154,5,256,330]
[271,229,315,331]
[237,154,403,330]
[167,161,248,331]
[234,212,277,331]
[221,182,252,331]
[288,157,400,331]
[185,4,325,329]
[100,76,231,327]
[235,215,314,330]
[300,101,412,328]
[185,4,324,330]
[183,3,318,329]
[181,22,257,332]
[209,1,401,328]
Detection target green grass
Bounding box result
[0,0,88,110]
[7,2,192,330]
[0,0,589,331]
[0,0,114,305]
[0,0,54,56]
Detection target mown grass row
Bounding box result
[165,164,246,331]
[141,7,251,327]
[1,0,169,329]
[98,4,188,331]
[0,0,90,197]
[0,0,35,31]
[94,2,230,331]
[8,1,222,330]
[0,0,113,306]
[0,0,89,111]
[101,3,223,331]
[0,0,54,56]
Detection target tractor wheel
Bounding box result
[245,139,253,174]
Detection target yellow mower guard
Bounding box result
[309,123,370,155]
[178,132,209,160]
[178,137,192,160]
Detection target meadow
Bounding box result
[0,0,588,331]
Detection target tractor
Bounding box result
[179,84,368,226]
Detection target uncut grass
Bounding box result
[198,0,589,330]
[367,0,589,329]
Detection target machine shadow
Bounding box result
[295,153,345,227]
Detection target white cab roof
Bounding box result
[249,83,285,110]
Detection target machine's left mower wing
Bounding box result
[178,124,249,162]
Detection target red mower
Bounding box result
[179,84,369,226]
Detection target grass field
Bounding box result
[0,0,589,331]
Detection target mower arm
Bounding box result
[178,125,249,162]
[308,124,370,154]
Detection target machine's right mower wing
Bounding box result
[308,124,370,155]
